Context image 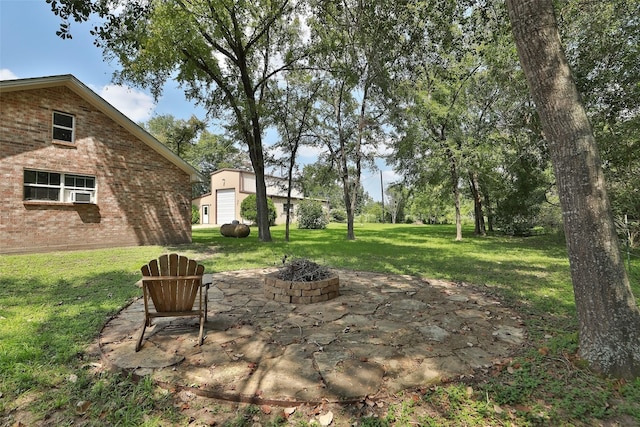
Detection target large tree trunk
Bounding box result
[241,63,272,242]
[334,82,356,241]
[344,184,356,240]
[248,136,272,242]
[446,148,463,241]
[483,184,494,232]
[506,0,640,379]
[469,171,486,236]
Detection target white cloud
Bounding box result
[0,71,154,122]
[0,69,18,80]
[97,84,155,122]
[382,169,402,185]
[297,144,325,160]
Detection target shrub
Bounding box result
[331,208,347,223]
[495,213,536,236]
[191,205,200,224]
[297,199,329,229]
[240,194,276,225]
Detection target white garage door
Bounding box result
[216,189,236,225]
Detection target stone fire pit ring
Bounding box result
[264,272,340,304]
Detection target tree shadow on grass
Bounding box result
[189,224,576,316]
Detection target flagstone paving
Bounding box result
[99,269,526,405]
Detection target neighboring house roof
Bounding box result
[211,168,305,199]
[210,168,262,177]
[211,168,296,183]
[0,74,203,183]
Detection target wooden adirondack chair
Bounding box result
[136,253,208,352]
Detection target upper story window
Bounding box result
[24,169,96,204]
[52,111,75,143]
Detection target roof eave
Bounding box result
[1,75,204,183]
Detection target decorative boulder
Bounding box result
[220,223,250,238]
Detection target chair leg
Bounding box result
[198,314,205,345]
[136,319,148,352]
[203,283,209,322]
[204,295,208,322]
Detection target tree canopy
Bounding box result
[48,0,639,242]
[50,0,309,241]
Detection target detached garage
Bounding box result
[193,168,315,226]
[216,189,236,225]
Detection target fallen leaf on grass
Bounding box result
[76,400,92,414]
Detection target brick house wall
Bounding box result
[0,77,198,254]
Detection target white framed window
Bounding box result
[52,111,75,143]
[283,203,294,214]
[24,169,96,204]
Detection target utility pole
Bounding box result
[380,170,385,223]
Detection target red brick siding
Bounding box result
[0,86,192,254]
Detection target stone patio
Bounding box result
[98,269,526,405]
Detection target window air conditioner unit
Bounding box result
[72,191,92,203]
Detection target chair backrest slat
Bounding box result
[141,254,203,313]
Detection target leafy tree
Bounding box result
[387,0,485,241]
[141,115,249,196]
[189,131,250,196]
[330,208,347,223]
[191,205,200,224]
[299,163,343,212]
[296,199,328,229]
[391,73,469,240]
[506,0,640,379]
[491,139,552,236]
[48,0,309,242]
[385,182,408,224]
[361,200,383,223]
[240,194,276,226]
[559,0,640,242]
[141,114,205,158]
[405,182,454,225]
[267,71,321,241]
[307,0,420,240]
[388,0,555,240]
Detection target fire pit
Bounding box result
[264,258,340,304]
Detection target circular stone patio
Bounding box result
[98,269,526,405]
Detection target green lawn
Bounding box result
[1,223,638,426]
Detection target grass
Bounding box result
[1,223,639,426]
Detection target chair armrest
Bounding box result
[142,275,203,282]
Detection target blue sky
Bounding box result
[0,0,396,200]
[0,0,204,122]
